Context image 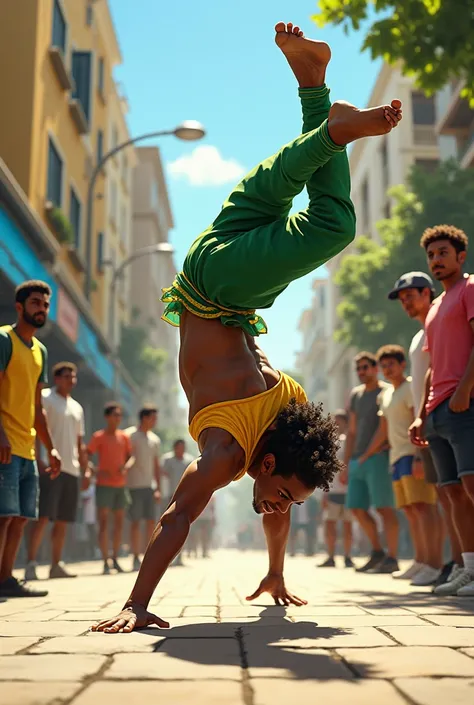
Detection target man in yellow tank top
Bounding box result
[94,22,402,634]
[0,280,61,598]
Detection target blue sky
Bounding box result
[110,0,381,371]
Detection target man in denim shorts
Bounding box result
[411,226,474,596]
[0,281,61,597]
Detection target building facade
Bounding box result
[130,147,183,434]
[436,80,474,168]
[0,0,137,429]
[296,278,330,411]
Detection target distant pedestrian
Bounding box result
[344,352,399,574]
[161,439,193,566]
[87,403,132,575]
[25,362,88,581]
[193,496,215,558]
[0,280,60,597]
[125,405,161,572]
[318,410,353,568]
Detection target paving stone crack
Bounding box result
[236,627,255,705]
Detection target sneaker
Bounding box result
[431,561,456,590]
[456,579,474,597]
[356,550,386,573]
[132,556,141,572]
[392,561,423,580]
[433,568,474,596]
[0,576,48,598]
[318,556,336,568]
[368,556,399,574]
[24,561,38,582]
[50,562,76,579]
[112,558,124,573]
[344,556,355,568]
[410,565,441,586]
[103,560,110,575]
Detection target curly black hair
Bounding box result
[264,398,341,491]
[420,224,468,253]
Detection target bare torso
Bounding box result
[179,310,280,424]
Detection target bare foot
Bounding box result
[275,21,331,88]
[328,99,403,146]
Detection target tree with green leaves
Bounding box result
[335,160,474,353]
[118,323,167,389]
[313,0,474,102]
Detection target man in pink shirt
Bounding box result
[411,225,474,596]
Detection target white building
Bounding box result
[130,147,182,432]
[296,278,330,411]
[435,79,474,167]
[312,65,443,410]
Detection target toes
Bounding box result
[298,30,304,37]
[293,25,300,35]
[275,21,286,33]
[391,99,402,110]
[286,22,293,33]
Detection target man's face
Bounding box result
[252,453,313,515]
[356,359,378,384]
[106,408,122,430]
[174,442,185,459]
[55,369,77,395]
[379,356,405,384]
[397,288,430,319]
[142,412,158,430]
[426,239,465,281]
[17,292,50,328]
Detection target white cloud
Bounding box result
[168,145,246,187]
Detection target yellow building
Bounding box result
[0,0,124,327]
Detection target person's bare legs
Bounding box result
[343,521,353,557]
[377,507,399,559]
[27,516,49,563]
[98,507,109,563]
[0,517,28,581]
[325,520,337,558]
[51,521,68,567]
[352,509,383,551]
[413,503,442,569]
[403,505,423,563]
[0,517,13,575]
[145,520,155,553]
[437,485,462,564]
[130,520,141,559]
[445,483,474,553]
[112,509,125,560]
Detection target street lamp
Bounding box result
[84,121,205,300]
[103,242,175,397]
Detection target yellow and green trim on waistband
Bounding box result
[161,271,268,336]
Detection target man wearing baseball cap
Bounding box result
[388,271,457,589]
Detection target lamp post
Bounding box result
[104,242,175,398]
[84,120,205,300]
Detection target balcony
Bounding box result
[459,122,474,168]
[69,98,88,135]
[436,80,474,135]
[48,47,73,91]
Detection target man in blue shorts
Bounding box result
[343,351,399,573]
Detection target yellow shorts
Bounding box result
[392,455,437,508]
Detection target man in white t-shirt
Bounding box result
[319,410,354,568]
[125,405,161,572]
[388,271,456,588]
[25,362,88,580]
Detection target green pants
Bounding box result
[162,85,356,335]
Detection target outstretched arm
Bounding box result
[93,436,238,633]
[247,509,307,606]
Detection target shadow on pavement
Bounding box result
[138,606,378,681]
[329,587,474,614]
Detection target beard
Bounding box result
[23,310,46,328]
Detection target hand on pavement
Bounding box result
[92,602,170,633]
[246,573,307,607]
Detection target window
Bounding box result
[361,177,370,233]
[98,57,105,95]
[86,2,93,26]
[47,138,63,207]
[112,124,118,150]
[380,138,389,193]
[71,51,92,124]
[110,181,117,225]
[97,232,104,273]
[69,187,82,247]
[97,129,104,165]
[52,0,67,54]
[122,153,128,184]
[415,158,439,173]
[411,92,436,125]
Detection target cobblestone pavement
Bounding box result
[2,551,474,704]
